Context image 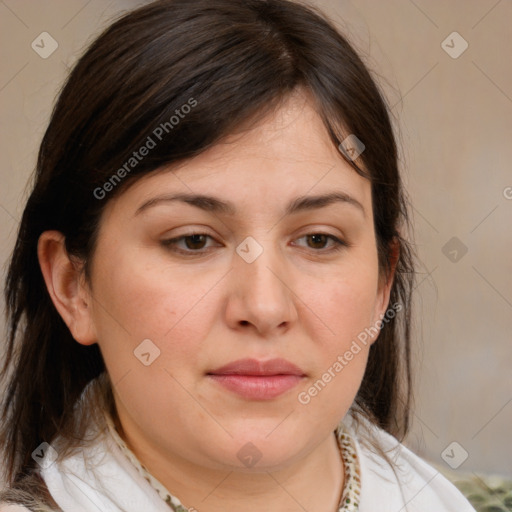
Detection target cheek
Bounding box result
[325,283,375,363]
[296,264,379,410]
[89,246,214,377]
[312,264,379,348]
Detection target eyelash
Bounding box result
[161,232,348,256]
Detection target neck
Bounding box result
[117,418,345,512]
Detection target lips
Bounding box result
[207,358,306,377]
[207,358,306,400]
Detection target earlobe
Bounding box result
[37,230,97,346]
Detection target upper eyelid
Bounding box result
[162,231,347,250]
[164,230,343,241]
[162,223,346,238]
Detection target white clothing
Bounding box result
[1,411,475,512]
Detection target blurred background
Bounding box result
[1,0,511,509]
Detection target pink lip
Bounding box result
[207,358,306,400]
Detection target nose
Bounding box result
[224,237,298,337]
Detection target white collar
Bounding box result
[41,421,172,512]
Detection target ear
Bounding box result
[37,230,97,346]
[370,237,400,344]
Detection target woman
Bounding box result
[0,0,475,510]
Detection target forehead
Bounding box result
[107,91,372,219]
[184,90,344,170]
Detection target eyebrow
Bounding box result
[134,191,365,218]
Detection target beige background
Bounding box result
[1,0,511,477]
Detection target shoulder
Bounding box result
[0,505,31,512]
[0,499,58,512]
[0,499,59,512]
[0,471,61,512]
[343,414,476,512]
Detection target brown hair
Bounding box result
[1,0,415,494]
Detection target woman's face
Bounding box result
[82,91,394,472]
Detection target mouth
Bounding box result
[206,358,306,400]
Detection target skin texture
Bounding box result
[38,89,396,512]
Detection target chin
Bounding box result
[208,429,306,473]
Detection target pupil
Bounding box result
[187,235,205,249]
[310,234,326,248]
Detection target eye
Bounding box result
[293,233,348,252]
[161,232,347,256]
[161,233,217,254]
